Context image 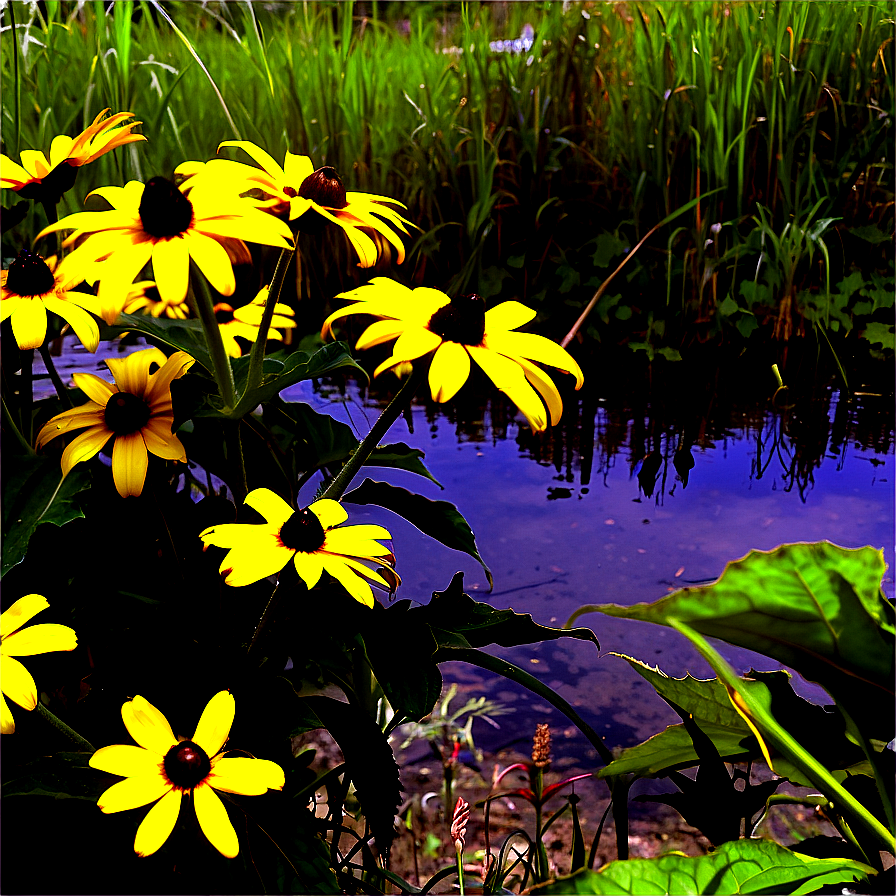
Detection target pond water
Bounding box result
[36,338,895,769]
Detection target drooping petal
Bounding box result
[322,524,392,549]
[515,356,564,426]
[292,550,325,591]
[1,690,14,734]
[71,372,116,406]
[60,426,113,475]
[0,594,49,638]
[183,231,236,297]
[307,498,348,530]
[468,345,548,432]
[143,350,194,406]
[192,690,234,758]
[41,296,100,352]
[97,775,172,814]
[111,431,149,498]
[485,330,584,388]
[244,488,294,526]
[354,319,410,350]
[428,341,471,403]
[208,756,285,795]
[319,555,375,607]
[2,623,77,657]
[10,297,48,350]
[122,695,177,756]
[219,140,286,180]
[194,783,239,858]
[0,654,37,710]
[142,422,186,461]
[89,744,165,778]
[387,326,443,363]
[151,236,191,306]
[133,787,182,857]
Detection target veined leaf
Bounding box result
[2,455,90,576]
[343,479,493,588]
[530,838,874,895]
[111,314,212,373]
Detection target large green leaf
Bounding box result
[343,478,493,588]
[1,751,101,801]
[573,543,894,723]
[112,313,212,372]
[1,455,91,576]
[530,838,874,895]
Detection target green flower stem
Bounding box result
[321,363,427,502]
[456,841,465,896]
[35,702,95,752]
[39,344,73,408]
[532,767,549,882]
[188,263,236,410]
[242,245,296,404]
[2,395,35,454]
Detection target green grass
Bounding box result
[2,1,893,355]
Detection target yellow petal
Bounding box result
[122,695,177,756]
[209,756,284,795]
[320,555,375,607]
[292,551,325,590]
[0,594,49,638]
[389,326,443,363]
[41,296,100,352]
[1,690,15,733]
[244,488,294,526]
[283,150,314,186]
[486,330,584,388]
[428,341,471,403]
[142,423,186,461]
[219,140,286,180]
[192,691,234,758]
[1,623,76,657]
[0,654,37,711]
[90,744,164,778]
[308,498,348,530]
[144,350,194,406]
[151,236,191,305]
[194,782,239,858]
[323,524,392,546]
[71,372,116,406]
[107,346,166,396]
[97,775,172,813]
[483,300,537,332]
[111,431,149,498]
[60,426,113,475]
[183,231,235,297]
[467,345,547,432]
[332,218,378,267]
[354,320,409,350]
[515,356,563,426]
[134,787,182,857]
[10,297,48,350]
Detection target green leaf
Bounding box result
[847,225,893,244]
[111,314,212,373]
[530,838,874,895]
[573,543,894,727]
[367,443,443,488]
[1,455,91,577]
[860,322,894,351]
[343,479,493,589]
[2,752,102,801]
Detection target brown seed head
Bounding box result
[532,723,551,768]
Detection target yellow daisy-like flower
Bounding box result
[322,278,584,432]
[36,347,194,498]
[1,250,100,351]
[176,141,413,268]
[199,488,397,607]
[213,286,297,358]
[123,280,191,319]
[36,175,294,324]
[1,594,78,734]
[0,109,145,201]
[89,691,284,858]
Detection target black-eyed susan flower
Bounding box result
[89,691,284,858]
[322,278,584,432]
[36,175,294,324]
[177,141,413,267]
[1,594,77,734]
[199,488,397,607]
[213,286,296,358]
[1,109,145,203]
[36,347,194,498]
[0,250,100,351]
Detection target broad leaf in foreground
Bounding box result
[530,838,873,895]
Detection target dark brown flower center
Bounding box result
[297,167,347,210]
[104,392,151,435]
[427,293,486,345]
[163,740,211,789]
[139,176,194,238]
[5,250,56,297]
[214,304,235,324]
[278,507,326,553]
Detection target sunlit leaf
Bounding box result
[530,838,874,894]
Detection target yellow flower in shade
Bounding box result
[1,594,78,734]
[322,278,584,432]
[123,280,190,319]
[36,347,194,498]
[199,488,398,607]
[176,141,414,267]
[0,109,145,201]
[89,691,284,858]
[36,175,294,324]
[213,287,297,358]
[1,250,100,351]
